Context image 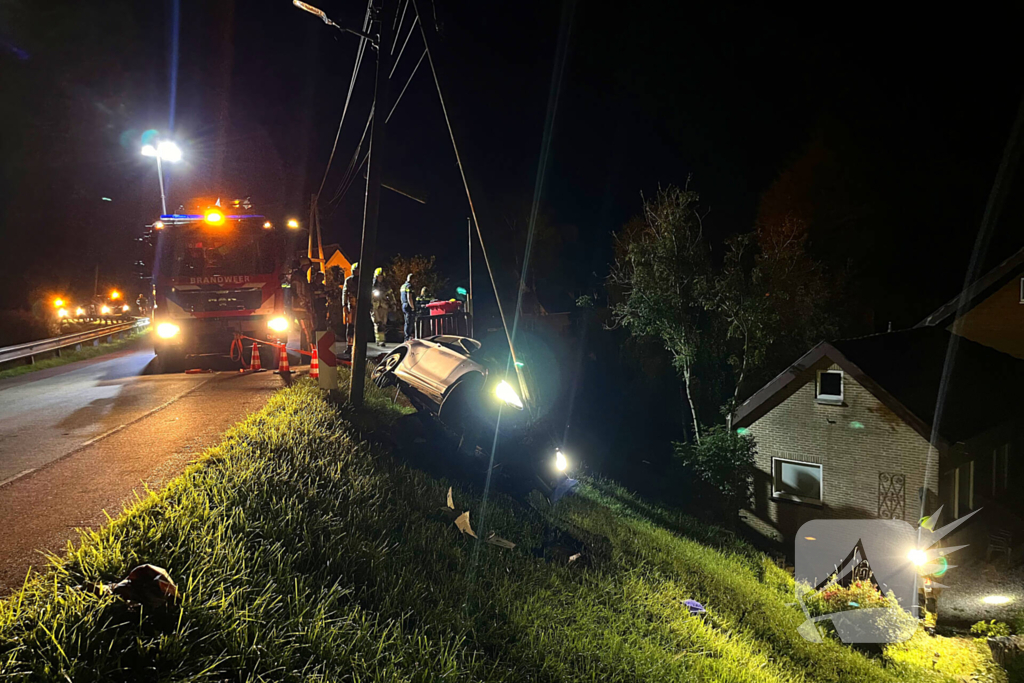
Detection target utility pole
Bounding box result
[350,0,393,406]
[467,216,473,336]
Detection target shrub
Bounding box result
[971,619,1012,638]
[673,424,756,521]
[802,579,890,618]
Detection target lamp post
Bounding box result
[141,140,182,216]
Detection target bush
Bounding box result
[673,425,756,521]
[972,620,1012,638]
[802,579,890,618]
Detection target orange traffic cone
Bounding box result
[275,343,291,374]
[309,345,319,379]
[249,341,263,372]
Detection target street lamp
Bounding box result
[292,0,377,41]
[287,218,300,229]
[141,139,182,215]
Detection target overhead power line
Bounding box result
[328,48,427,210]
[409,0,530,410]
[314,0,373,199]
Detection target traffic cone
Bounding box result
[249,341,263,372]
[275,343,291,374]
[309,344,319,379]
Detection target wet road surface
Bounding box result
[0,342,287,593]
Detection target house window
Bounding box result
[816,370,844,404]
[1020,277,1024,303]
[772,458,823,505]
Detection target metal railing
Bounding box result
[415,312,472,338]
[0,318,149,366]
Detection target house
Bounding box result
[917,246,1024,359]
[322,244,353,279]
[732,326,1024,554]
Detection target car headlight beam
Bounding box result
[156,323,180,339]
[495,380,524,410]
[555,449,568,472]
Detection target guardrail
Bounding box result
[415,312,472,338]
[0,318,149,366]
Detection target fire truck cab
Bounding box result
[151,198,293,370]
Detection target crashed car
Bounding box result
[372,334,531,433]
[372,333,577,493]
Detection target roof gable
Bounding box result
[734,328,1024,447]
[917,246,1024,328]
[732,341,942,447]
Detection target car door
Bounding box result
[415,338,470,400]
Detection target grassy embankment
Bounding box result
[0,326,150,381]
[0,372,1006,682]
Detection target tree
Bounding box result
[673,425,756,524]
[709,215,840,410]
[609,180,843,437]
[385,254,448,302]
[609,184,712,441]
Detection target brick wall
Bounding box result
[742,357,940,543]
[950,277,1024,359]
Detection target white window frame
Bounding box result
[1019,277,1024,303]
[771,457,824,505]
[816,369,844,405]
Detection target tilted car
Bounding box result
[371,332,577,492]
[372,334,535,443]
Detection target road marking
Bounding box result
[0,375,217,491]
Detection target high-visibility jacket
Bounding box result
[400,281,413,308]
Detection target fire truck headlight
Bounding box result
[122,304,130,312]
[267,317,289,333]
[100,305,111,314]
[57,308,68,318]
[75,307,85,316]
[157,323,180,339]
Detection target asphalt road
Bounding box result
[0,341,287,593]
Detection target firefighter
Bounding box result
[371,267,394,347]
[400,273,416,341]
[342,262,360,351]
[416,286,432,310]
[311,268,327,330]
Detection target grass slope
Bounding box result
[0,376,1002,682]
[0,327,150,381]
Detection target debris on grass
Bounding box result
[76,564,178,608]
[455,510,477,538]
[484,532,515,549]
[443,487,514,548]
[684,599,707,616]
[551,477,579,505]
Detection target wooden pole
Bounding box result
[467,216,473,336]
[350,0,393,406]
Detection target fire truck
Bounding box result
[151,198,295,370]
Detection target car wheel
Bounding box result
[372,348,406,388]
[438,373,486,455]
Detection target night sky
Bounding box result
[1,0,1022,330]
